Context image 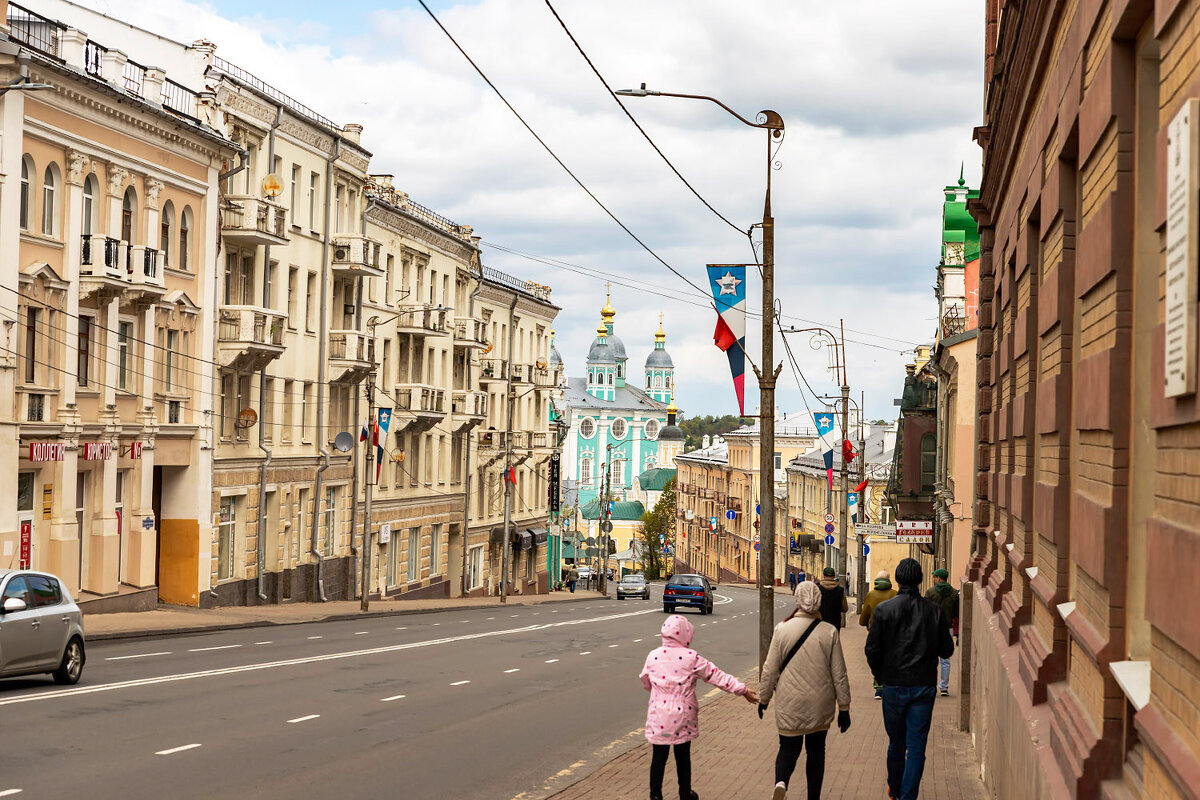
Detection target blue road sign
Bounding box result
[141,516,154,530]
[824,522,835,534]
[725,509,736,521]
[863,544,871,555]
[754,542,760,552]
[755,503,761,515]
[825,534,835,546]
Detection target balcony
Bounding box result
[79,235,164,298]
[393,383,445,434]
[395,304,449,336]
[531,431,553,450]
[128,245,166,293]
[477,430,509,450]
[327,330,376,384]
[453,319,489,349]
[217,305,287,372]
[533,364,556,389]
[478,359,508,385]
[451,390,487,422]
[220,195,289,247]
[331,233,384,278]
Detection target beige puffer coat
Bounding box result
[758,583,851,736]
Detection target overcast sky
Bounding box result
[73,0,983,420]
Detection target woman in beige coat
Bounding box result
[758,581,852,800]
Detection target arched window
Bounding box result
[607,372,613,386]
[580,458,592,485]
[179,206,193,271]
[666,375,671,388]
[82,175,98,237]
[644,419,660,440]
[42,164,59,236]
[19,155,34,230]
[646,374,651,389]
[920,434,937,490]
[160,201,175,265]
[654,375,663,388]
[617,363,623,378]
[122,187,138,243]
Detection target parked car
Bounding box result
[575,565,593,581]
[0,569,86,685]
[616,574,650,600]
[663,573,714,615]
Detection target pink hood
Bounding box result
[660,614,694,648]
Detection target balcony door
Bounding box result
[224,252,255,306]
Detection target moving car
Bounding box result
[663,573,714,615]
[616,574,650,600]
[0,569,86,685]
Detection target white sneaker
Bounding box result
[771,781,787,800]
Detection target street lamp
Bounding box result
[617,83,784,672]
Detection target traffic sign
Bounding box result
[725,509,736,521]
[600,521,613,534]
[755,503,761,515]
[824,522,835,534]
[863,544,871,555]
[825,534,835,546]
[856,523,896,538]
[753,532,761,544]
[824,513,834,524]
[754,542,760,552]
[896,520,933,544]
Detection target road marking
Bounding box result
[579,651,591,656]
[381,694,406,702]
[0,790,24,797]
[307,636,323,640]
[551,610,559,613]
[504,668,520,673]
[395,627,407,630]
[487,617,495,620]
[450,680,471,686]
[510,614,519,618]
[608,644,619,648]
[105,652,171,661]
[461,620,470,624]
[633,639,643,643]
[155,743,201,756]
[188,644,242,652]
[545,659,559,663]
[256,641,273,645]
[355,632,369,635]
[0,607,662,708]
[287,714,320,723]
[433,623,441,626]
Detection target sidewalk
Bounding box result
[544,623,983,800]
[84,589,605,642]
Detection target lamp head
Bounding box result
[615,83,658,98]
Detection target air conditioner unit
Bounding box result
[333,246,349,261]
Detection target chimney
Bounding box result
[702,435,710,449]
[343,123,363,144]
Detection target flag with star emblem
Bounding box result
[814,412,836,489]
[375,408,392,482]
[707,265,747,414]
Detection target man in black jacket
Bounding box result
[864,558,954,800]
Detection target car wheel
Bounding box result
[53,636,85,685]
[664,605,673,614]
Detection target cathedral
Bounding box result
[558,291,685,507]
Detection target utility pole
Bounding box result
[838,320,850,587]
[856,391,867,599]
[599,443,612,596]
[360,376,375,612]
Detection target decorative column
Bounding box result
[106,166,128,238]
[86,291,122,594]
[128,299,159,588]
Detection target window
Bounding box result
[385,254,394,304]
[920,434,937,490]
[775,452,782,471]
[468,545,484,590]
[287,267,298,327]
[407,527,420,582]
[386,527,398,587]
[580,417,595,439]
[301,381,312,441]
[122,187,137,243]
[430,524,442,576]
[160,201,174,265]
[581,457,592,486]
[78,316,93,387]
[262,377,275,441]
[646,375,651,388]
[654,375,663,388]
[309,172,318,230]
[610,458,623,487]
[23,308,38,384]
[611,418,627,439]
[165,330,178,392]
[306,272,317,331]
[178,207,192,271]
[117,321,132,390]
[282,380,294,442]
[2,576,30,606]
[266,260,277,309]
[290,164,300,223]
[236,375,251,441]
[19,156,32,230]
[82,176,97,237]
[323,487,337,556]
[645,419,660,440]
[220,373,232,438]
[218,497,236,580]
[41,165,57,236]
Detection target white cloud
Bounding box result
[62,0,983,419]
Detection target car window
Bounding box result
[27,575,61,608]
[1,576,30,606]
[672,575,702,587]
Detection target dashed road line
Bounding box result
[255,641,273,645]
[504,668,520,673]
[155,743,201,756]
[395,627,407,630]
[545,659,559,663]
[355,632,369,635]
[105,652,171,661]
[307,636,323,640]
[287,714,320,723]
[0,790,22,797]
[450,680,471,686]
[579,651,591,656]
[608,644,619,648]
[188,644,241,653]
[381,694,406,702]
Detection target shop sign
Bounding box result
[42,485,53,520]
[130,441,143,459]
[896,520,933,544]
[19,520,31,569]
[29,442,65,462]
[83,442,114,461]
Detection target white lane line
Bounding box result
[105,651,171,662]
[355,632,369,636]
[188,644,242,653]
[504,668,520,673]
[450,680,471,686]
[395,627,407,630]
[287,714,320,724]
[256,641,273,645]
[633,639,643,643]
[510,614,520,618]
[0,790,22,797]
[579,651,591,656]
[0,607,662,708]
[307,636,323,640]
[155,743,201,756]
[487,617,495,620]
[381,694,406,702]
[433,623,441,626]
[551,610,559,613]
[461,620,470,624]
[608,644,619,648]
[545,659,560,663]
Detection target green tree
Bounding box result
[639,478,676,579]
[678,414,751,451]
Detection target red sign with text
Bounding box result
[19,520,31,569]
[29,442,65,462]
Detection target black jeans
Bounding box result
[649,742,691,799]
[774,731,827,799]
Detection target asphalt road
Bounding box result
[0,584,791,800]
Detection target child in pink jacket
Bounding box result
[639,614,758,800]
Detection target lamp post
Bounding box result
[616,84,784,671]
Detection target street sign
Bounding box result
[754,542,760,552]
[824,522,835,534]
[825,534,835,546]
[659,534,665,543]
[725,509,736,521]
[600,520,613,534]
[755,503,761,515]
[855,523,897,538]
[753,532,760,544]
[863,544,871,555]
[141,516,154,530]
[896,520,933,544]
[824,513,834,524]
[548,455,561,514]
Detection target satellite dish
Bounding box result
[333,431,354,452]
[236,408,258,429]
[262,173,283,199]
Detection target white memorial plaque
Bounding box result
[1166,99,1199,397]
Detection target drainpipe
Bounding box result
[461,254,485,597]
[254,106,284,603]
[347,194,376,597]
[309,135,342,602]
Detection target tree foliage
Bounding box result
[638,478,676,580]
[678,414,751,451]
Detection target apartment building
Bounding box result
[1,3,235,611]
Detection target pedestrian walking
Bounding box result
[788,571,797,591]
[859,569,898,700]
[865,558,955,800]
[639,615,759,800]
[924,568,959,696]
[566,566,578,593]
[817,567,848,629]
[758,582,852,800]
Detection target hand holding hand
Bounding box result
[743,688,759,704]
[837,709,851,733]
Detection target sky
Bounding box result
[71,0,984,420]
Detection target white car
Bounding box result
[0,569,86,685]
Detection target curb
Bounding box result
[88,593,608,643]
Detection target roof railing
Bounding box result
[7,3,64,60]
[210,56,342,132]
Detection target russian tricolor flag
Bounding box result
[707,265,747,415]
